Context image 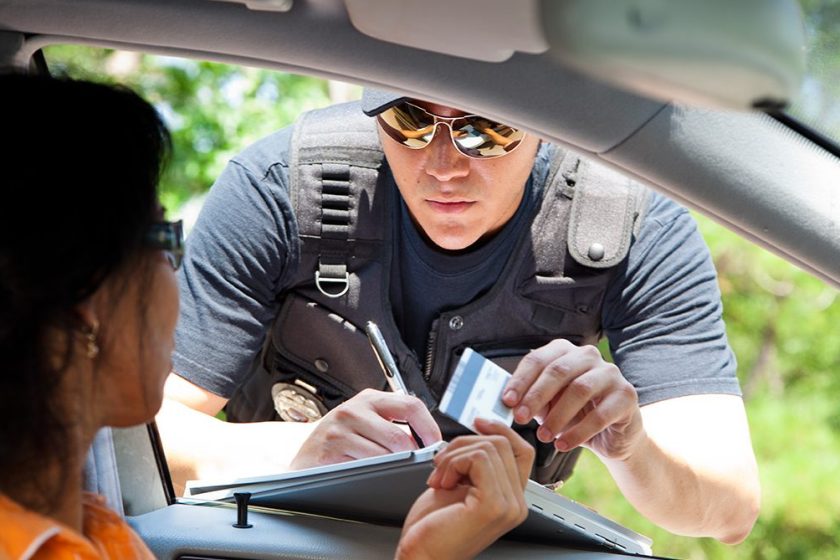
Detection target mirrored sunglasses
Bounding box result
[377,101,526,159]
[145,220,184,270]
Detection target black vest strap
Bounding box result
[288,101,386,299]
[315,163,353,297]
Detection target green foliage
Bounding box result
[698,215,840,398]
[44,45,337,213]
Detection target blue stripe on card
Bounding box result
[445,350,484,419]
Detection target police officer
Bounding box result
[158,91,760,543]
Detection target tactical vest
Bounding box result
[226,102,648,484]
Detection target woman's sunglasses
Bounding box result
[145,220,184,270]
[377,102,526,159]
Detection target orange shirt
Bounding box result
[0,492,154,560]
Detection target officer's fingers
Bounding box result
[555,384,638,452]
[535,367,617,442]
[330,399,419,453]
[474,418,535,489]
[503,339,575,411]
[368,391,442,445]
[515,346,602,425]
[334,432,395,462]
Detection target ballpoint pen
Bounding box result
[365,320,411,395]
[365,320,429,447]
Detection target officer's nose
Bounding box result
[424,124,470,182]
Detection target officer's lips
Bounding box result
[426,199,475,213]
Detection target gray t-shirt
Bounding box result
[173,125,741,407]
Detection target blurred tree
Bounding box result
[699,215,840,398]
[44,45,355,214]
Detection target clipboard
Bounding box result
[185,442,652,555]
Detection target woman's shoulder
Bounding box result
[82,492,155,559]
[0,492,154,560]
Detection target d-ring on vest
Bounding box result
[225,101,649,485]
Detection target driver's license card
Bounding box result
[439,347,514,432]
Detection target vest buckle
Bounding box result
[315,270,350,298]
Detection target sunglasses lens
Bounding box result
[378,104,438,148]
[378,103,526,158]
[451,117,525,158]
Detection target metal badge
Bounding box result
[271,381,327,422]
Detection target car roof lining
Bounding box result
[1,0,666,152]
[1,0,839,288]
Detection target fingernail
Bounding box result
[555,439,569,452]
[427,472,439,488]
[537,426,553,442]
[515,405,530,422]
[503,389,518,403]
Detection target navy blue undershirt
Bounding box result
[390,175,535,361]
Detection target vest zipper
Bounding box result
[423,325,438,382]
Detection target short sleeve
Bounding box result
[172,128,300,398]
[602,192,742,406]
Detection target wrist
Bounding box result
[599,425,652,471]
[394,533,439,560]
[396,520,466,560]
[395,544,436,560]
[593,422,655,470]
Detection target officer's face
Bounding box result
[379,101,540,251]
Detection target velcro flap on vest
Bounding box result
[567,161,645,269]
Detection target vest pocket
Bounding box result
[267,293,387,409]
[467,336,584,374]
[518,273,608,333]
[519,274,607,314]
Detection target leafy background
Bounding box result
[44,4,840,555]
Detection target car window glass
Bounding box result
[787,0,840,148]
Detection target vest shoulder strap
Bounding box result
[289,101,386,297]
[565,159,650,269]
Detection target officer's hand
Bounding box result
[501,339,644,461]
[290,388,442,470]
[396,418,533,560]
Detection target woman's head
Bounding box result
[0,73,178,497]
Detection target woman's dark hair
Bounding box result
[0,73,171,502]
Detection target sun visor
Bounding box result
[344,0,548,63]
[541,0,807,110]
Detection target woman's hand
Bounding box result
[396,418,535,560]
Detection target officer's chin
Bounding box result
[428,234,481,252]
